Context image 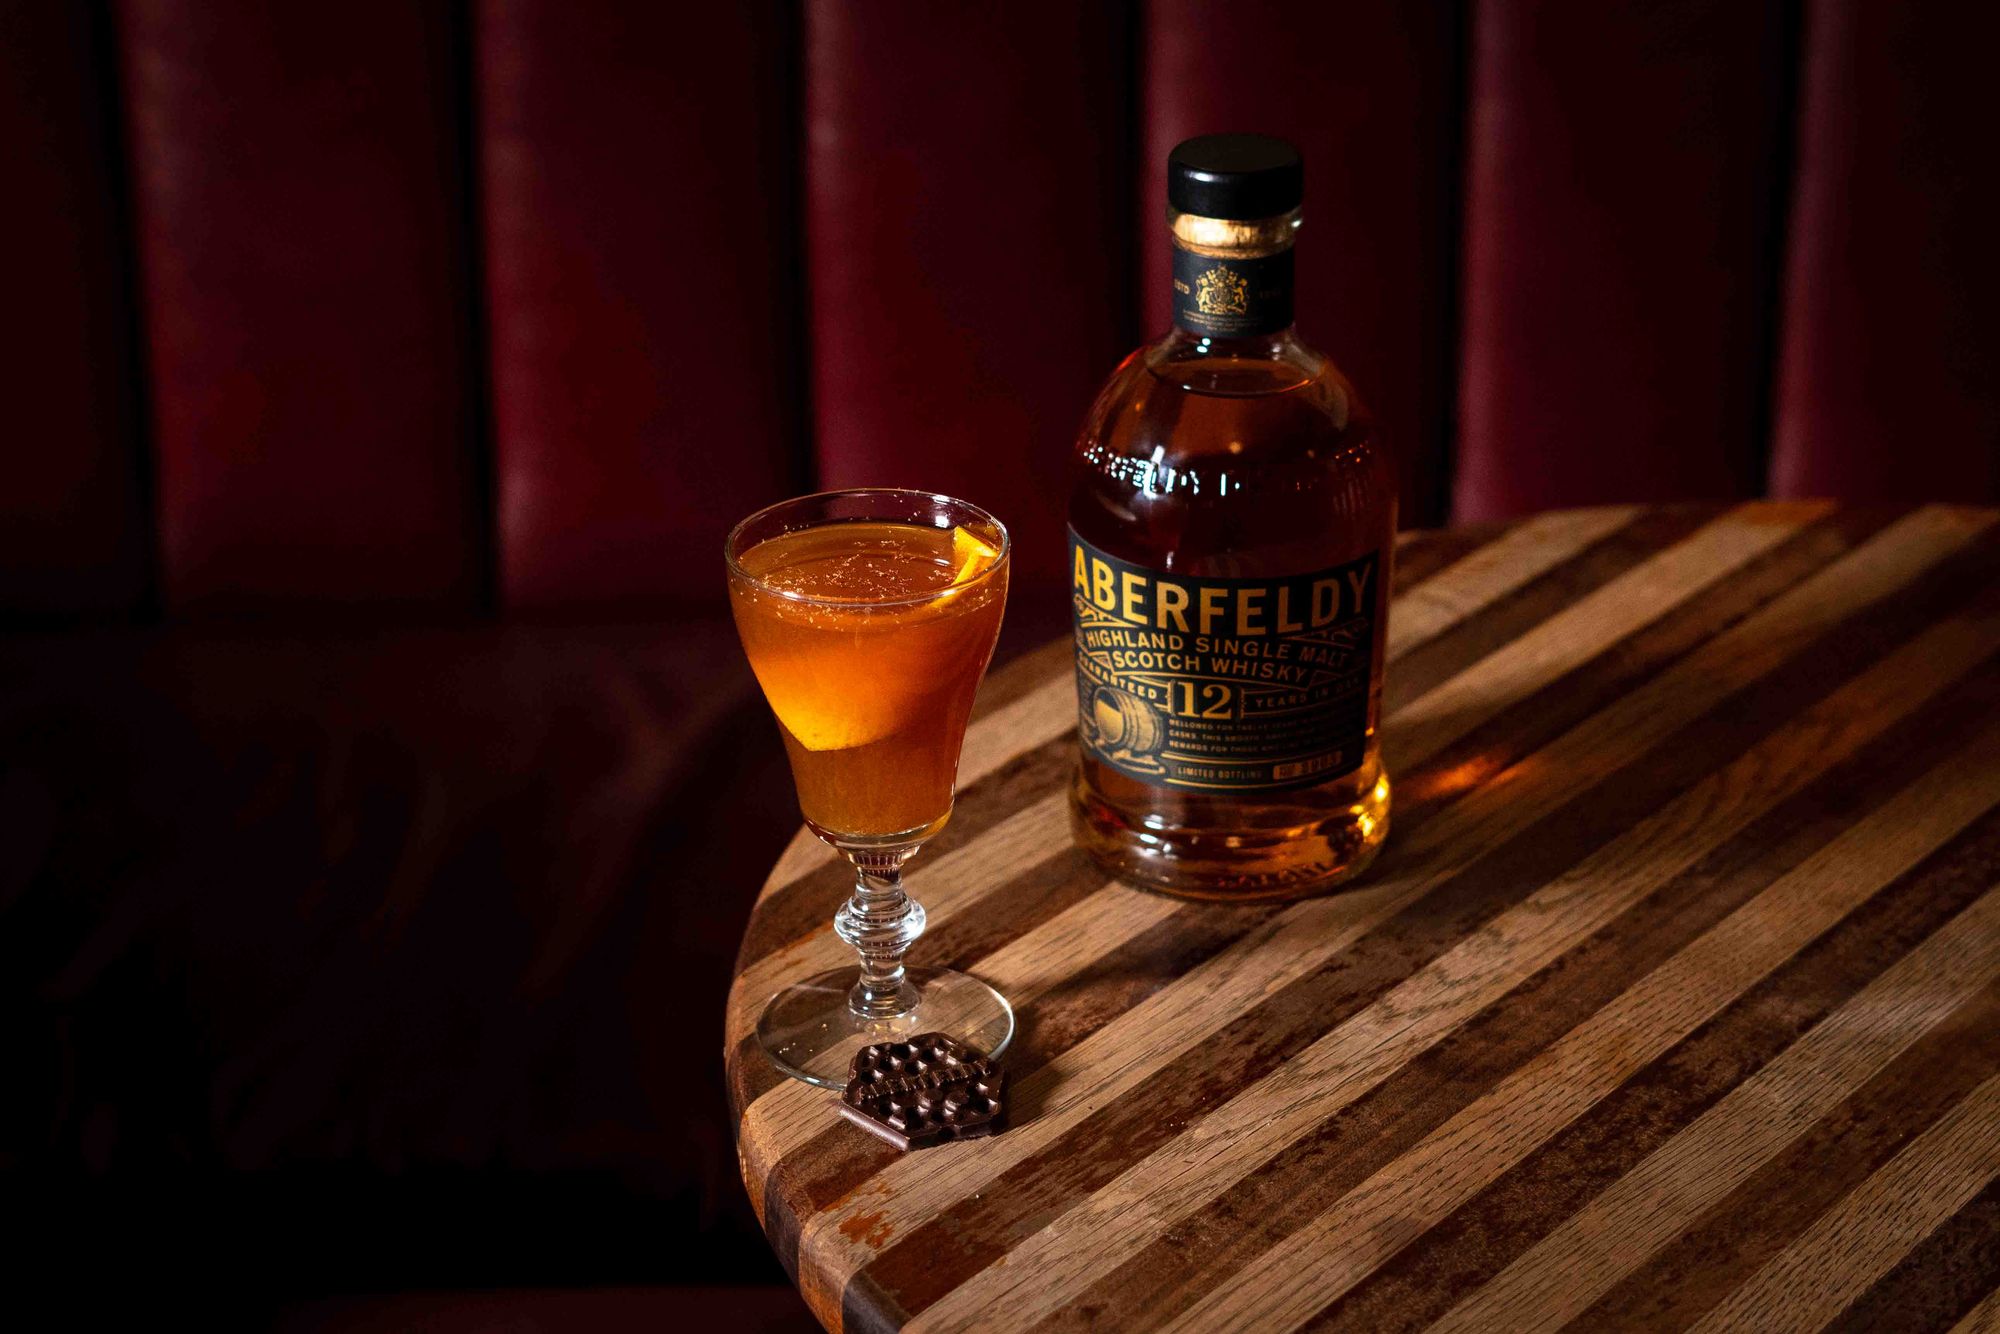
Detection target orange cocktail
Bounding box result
[725,489,1013,1087]
[729,517,1006,840]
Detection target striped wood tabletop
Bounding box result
[725,502,2000,1333]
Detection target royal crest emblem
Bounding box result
[1194,266,1250,316]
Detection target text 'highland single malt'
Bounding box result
[1068,134,1397,902]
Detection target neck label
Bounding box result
[1172,246,1294,337]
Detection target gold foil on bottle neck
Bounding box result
[1169,207,1302,258]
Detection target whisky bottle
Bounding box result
[1068,134,1396,902]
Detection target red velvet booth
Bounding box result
[3,0,1995,1325]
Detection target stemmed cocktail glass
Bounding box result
[726,489,1014,1087]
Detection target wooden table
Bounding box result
[726,502,2000,1333]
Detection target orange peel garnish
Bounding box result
[950,527,1000,586]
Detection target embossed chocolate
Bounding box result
[839,1032,1005,1150]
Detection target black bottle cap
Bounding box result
[1168,134,1303,220]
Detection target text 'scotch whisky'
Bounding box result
[1069,135,1396,902]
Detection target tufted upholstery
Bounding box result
[3,0,1995,626]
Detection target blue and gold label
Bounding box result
[1070,530,1376,792]
[1171,245,1293,337]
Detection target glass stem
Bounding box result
[833,845,927,1020]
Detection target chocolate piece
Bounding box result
[839,1032,1005,1150]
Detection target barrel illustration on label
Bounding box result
[1082,685,1168,776]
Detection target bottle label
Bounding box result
[1070,530,1378,792]
[1171,245,1294,337]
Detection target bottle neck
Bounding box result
[1170,239,1296,340]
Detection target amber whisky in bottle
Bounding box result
[1069,134,1396,902]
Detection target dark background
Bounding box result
[1,0,1995,1328]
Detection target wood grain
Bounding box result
[1952,1288,2000,1333]
[1686,1072,2000,1334]
[1432,886,2000,1333]
[724,503,2000,1333]
[1175,710,2000,1334]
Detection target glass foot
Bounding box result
[755,965,1015,1089]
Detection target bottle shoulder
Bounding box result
[1138,327,1328,396]
[1070,328,1397,575]
[1075,330,1387,479]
